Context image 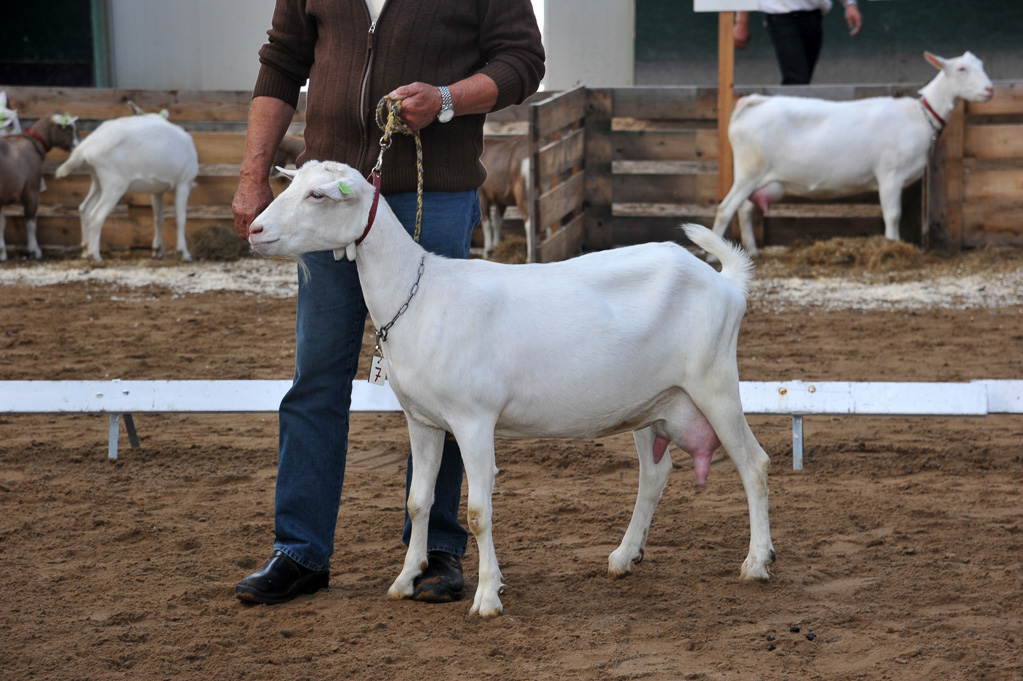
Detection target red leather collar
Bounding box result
[26,128,49,153]
[354,171,382,246]
[920,97,946,128]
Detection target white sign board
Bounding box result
[694,0,759,10]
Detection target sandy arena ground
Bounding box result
[1,239,1021,680]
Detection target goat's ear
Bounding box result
[924,51,946,70]
[0,91,7,107]
[314,178,358,201]
[275,167,297,181]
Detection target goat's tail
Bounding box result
[682,223,754,296]
[54,146,83,179]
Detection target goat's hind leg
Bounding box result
[692,386,774,581]
[388,418,446,600]
[173,183,192,261]
[608,426,673,578]
[453,422,503,617]
[150,193,165,258]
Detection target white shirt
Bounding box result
[365,0,386,21]
[758,0,833,14]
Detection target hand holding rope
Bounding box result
[374,96,424,243]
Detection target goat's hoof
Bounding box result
[387,574,416,600]
[740,555,773,582]
[469,596,503,618]
[607,547,642,578]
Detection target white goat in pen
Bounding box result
[713,51,994,256]
[55,113,198,262]
[0,92,22,136]
[248,160,774,617]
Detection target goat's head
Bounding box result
[0,91,21,136]
[35,112,81,151]
[249,160,375,261]
[925,51,994,103]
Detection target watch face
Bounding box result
[438,108,454,123]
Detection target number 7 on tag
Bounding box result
[369,356,389,386]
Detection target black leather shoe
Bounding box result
[235,550,329,604]
[412,551,465,603]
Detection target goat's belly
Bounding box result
[781,175,877,199]
[126,178,175,194]
[491,387,687,440]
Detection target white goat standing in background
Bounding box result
[248,160,774,618]
[713,51,994,256]
[55,113,198,262]
[0,92,22,136]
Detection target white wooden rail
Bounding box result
[0,380,1019,466]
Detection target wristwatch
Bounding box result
[437,86,454,123]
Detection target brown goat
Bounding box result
[478,135,531,258]
[271,134,305,177]
[0,113,79,260]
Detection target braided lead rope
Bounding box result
[374,96,424,242]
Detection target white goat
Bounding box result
[713,51,994,256]
[249,161,774,617]
[0,92,22,136]
[0,113,80,261]
[55,113,198,262]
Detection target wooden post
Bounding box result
[717,11,735,204]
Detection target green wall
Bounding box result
[636,0,1023,63]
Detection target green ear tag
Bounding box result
[61,114,69,126]
[338,182,354,195]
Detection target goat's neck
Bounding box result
[24,126,49,158]
[918,72,959,122]
[354,201,431,338]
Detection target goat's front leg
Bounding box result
[877,177,904,242]
[454,422,502,616]
[388,418,445,600]
[173,183,192,261]
[150,193,165,258]
[609,427,673,578]
[0,212,7,261]
[24,215,42,259]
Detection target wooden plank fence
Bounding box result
[0,86,304,256]
[2,82,1021,260]
[584,84,931,251]
[927,81,1023,249]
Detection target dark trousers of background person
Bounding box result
[764,9,824,85]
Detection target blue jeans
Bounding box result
[273,190,479,572]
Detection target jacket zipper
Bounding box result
[357,19,377,170]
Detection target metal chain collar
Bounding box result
[375,255,426,346]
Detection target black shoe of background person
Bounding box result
[235,550,330,604]
[412,551,466,602]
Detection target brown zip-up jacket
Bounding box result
[254,0,546,195]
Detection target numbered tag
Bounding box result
[369,355,389,386]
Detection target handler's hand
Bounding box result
[388,82,445,131]
[733,21,751,50]
[232,175,275,240]
[845,5,863,36]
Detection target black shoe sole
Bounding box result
[412,583,466,603]
[235,572,329,605]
